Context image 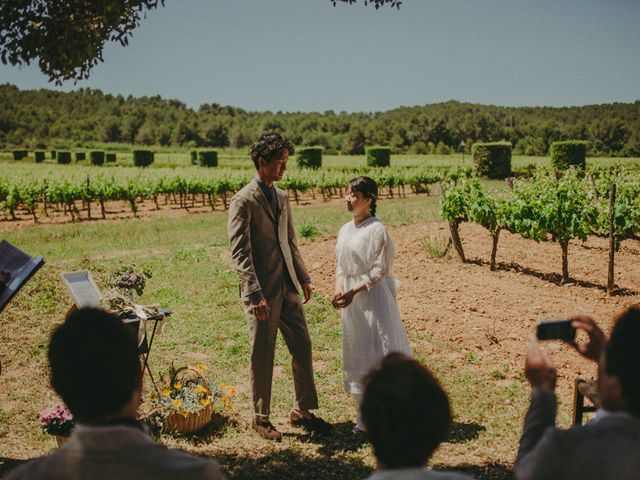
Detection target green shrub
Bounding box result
[422,235,451,259]
[366,146,391,167]
[197,150,218,167]
[57,151,72,165]
[75,152,86,161]
[190,150,198,165]
[550,141,587,170]
[298,221,318,240]
[90,151,105,166]
[133,150,154,167]
[106,153,117,162]
[34,151,46,163]
[51,150,57,160]
[296,147,323,169]
[12,150,27,160]
[472,142,512,179]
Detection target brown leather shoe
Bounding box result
[252,419,282,441]
[290,411,332,435]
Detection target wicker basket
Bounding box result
[163,366,214,434]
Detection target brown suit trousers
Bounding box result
[228,177,318,417]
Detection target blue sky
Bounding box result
[1,0,639,112]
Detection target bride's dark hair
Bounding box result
[347,176,378,217]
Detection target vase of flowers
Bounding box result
[39,404,74,446]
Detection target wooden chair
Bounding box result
[573,378,600,425]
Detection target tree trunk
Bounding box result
[561,241,569,284]
[449,220,466,263]
[490,228,501,271]
[608,184,617,295]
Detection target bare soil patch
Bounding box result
[303,220,640,435]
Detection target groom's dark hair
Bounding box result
[250,132,295,170]
[361,352,452,469]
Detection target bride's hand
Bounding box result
[331,292,343,309]
[333,290,355,309]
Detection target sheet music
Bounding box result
[0,239,32,274]
[60,271,102,308]
[0,240,45,313]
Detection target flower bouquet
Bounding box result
[39,404,74,446]
[154,363,235,434]
[102,263,154,311]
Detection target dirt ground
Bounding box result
[303,221,640,413]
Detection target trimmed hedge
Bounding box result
[57,151,72,165]
[472,142,512,179]
[75,152,86,161]
[550,141,587,170]
[106,153,117,163]
[12,150,27,160]
[190,150,198,165]
[198,150,218,167]
[366,146,391,167]
[297,147,323,169]
[90,151,105,166]
[35,151,46,163]
[133,150,154,167]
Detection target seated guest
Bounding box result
[8,308,225,480]
[515,307,640,480]
[361,352,474,480]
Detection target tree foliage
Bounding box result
[0,84,639,157]
[1,0,399,84]
[0,1,165,84]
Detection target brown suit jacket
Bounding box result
[228,177,310,299]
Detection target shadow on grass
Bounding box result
[447,421,486,444]
[0,457,28,478]
[215,447,372,480]
[286,421,368,456]
[468,258,637,296]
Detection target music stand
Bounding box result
[61,270,168,392]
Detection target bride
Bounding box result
[332,176,412,432]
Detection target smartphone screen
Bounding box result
[536,319,576,341]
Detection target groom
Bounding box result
[227,132,330,441]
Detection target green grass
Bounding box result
[1,196,528,479]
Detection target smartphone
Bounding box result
[536,319,576,341]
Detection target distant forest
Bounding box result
[1,83,638,156]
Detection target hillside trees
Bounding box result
[0,85,638,155]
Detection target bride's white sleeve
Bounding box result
[335,228,346,292]
[363,225,394,291]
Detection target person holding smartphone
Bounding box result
[515,306,640,480]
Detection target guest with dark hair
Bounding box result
[515,306,640,480]
[8,308,225,480]
[361,352,474,480]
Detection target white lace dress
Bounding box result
[336,216,412,395]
